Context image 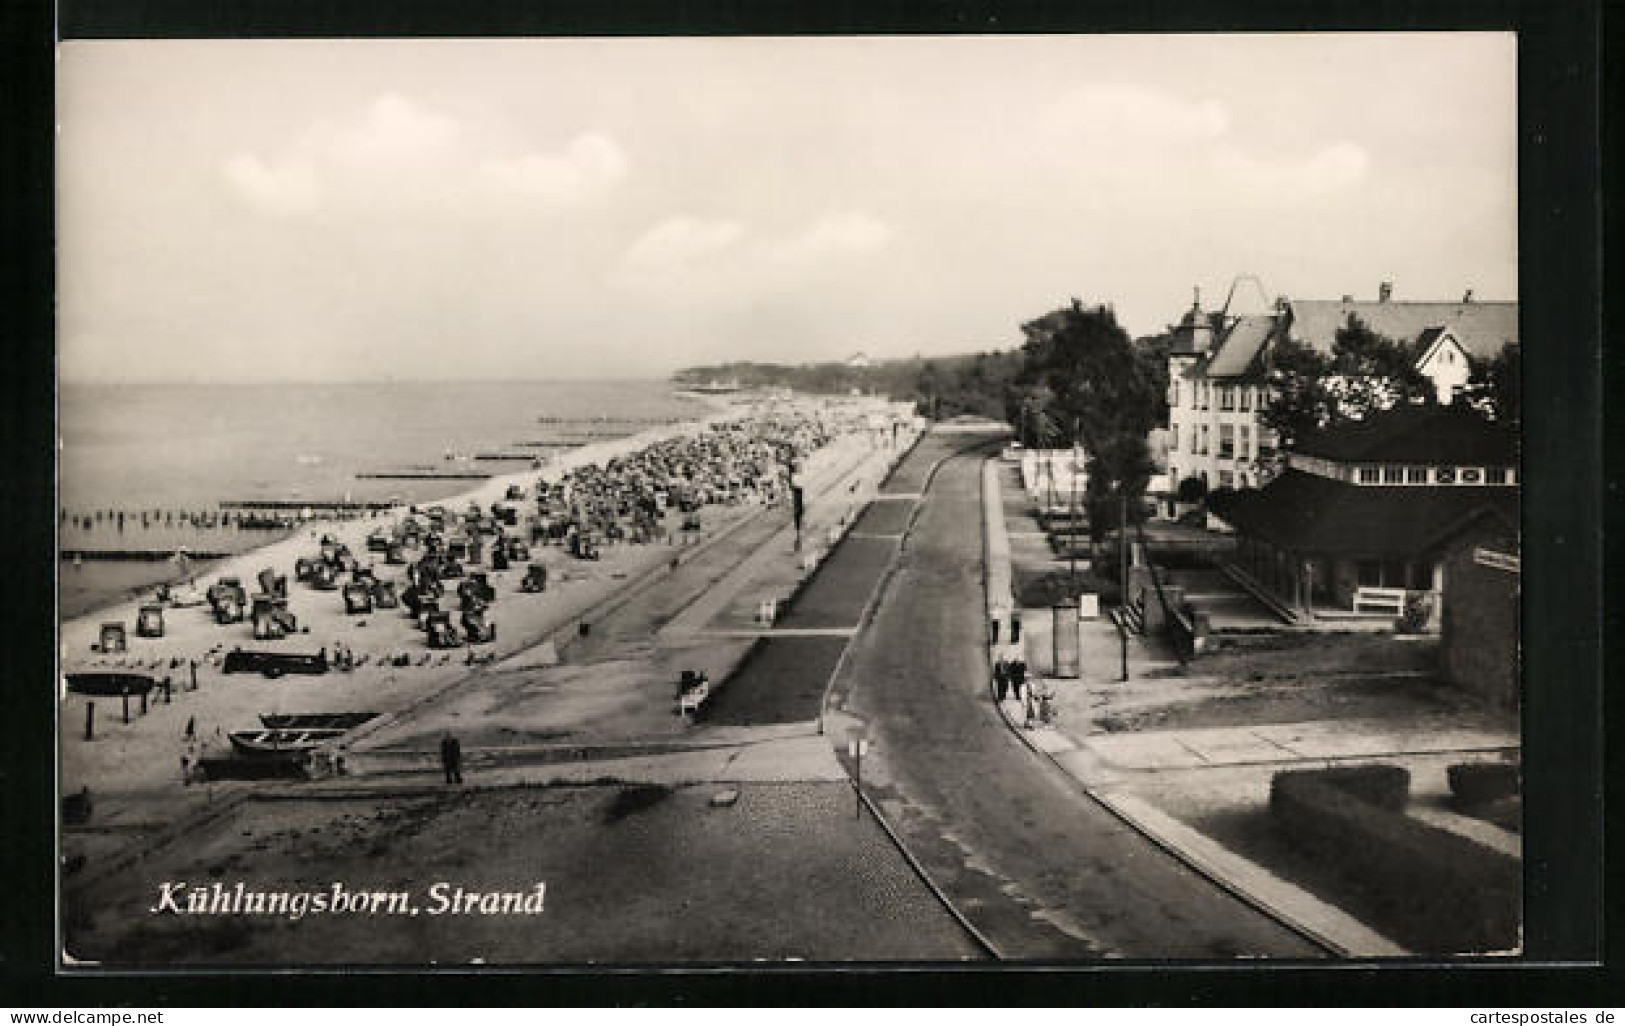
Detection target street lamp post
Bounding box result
[1119,488,1130,682]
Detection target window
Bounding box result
[1239,387,1252,411]
[1219,470,1234,488]
[1170,425,1179,451]
[1219,387,1235,411]
[1199,425,1210,455]
[1436,467,1457,484]
[1383,465,1404,484]
[1170,381,1180,407]
[1218,424,1235,458]
[1238,473,1249,488]
[1407,466,1429,483]
[1486,466,1507,484]
[1460,467,1482,484]
[1357,466,1381,484]
[1239,425,1251,459]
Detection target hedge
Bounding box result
[1273,764,1411,813]
[1270,765,1520,951]
[1448,761,1521,805]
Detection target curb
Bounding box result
[976,454,1345,958]
[812,428,1008,960]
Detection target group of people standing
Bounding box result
[992,653,1028,702]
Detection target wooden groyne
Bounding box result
[217,500,400,511]
[353,472,492,481]
[62,549,231,562]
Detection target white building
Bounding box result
[1162,283,1518,500]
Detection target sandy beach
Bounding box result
[58,395,917,823]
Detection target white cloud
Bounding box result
[221,151,320,214]
[344,93,459,161]
[622,215,747,271]
[614,211,894,308]
[479,132,628,205]
[1209,139,1371,199]
[777,212,893,260]
[1045,83,1230,146]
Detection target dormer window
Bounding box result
[1436,467,1457,484]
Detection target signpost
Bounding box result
[1473,548,1520,573]
[847,727,870,819]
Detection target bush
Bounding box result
[1273,764,1411,813]
[1270,765,1519,951]
[1176,476,1208,503]
[1448,761,1520,805]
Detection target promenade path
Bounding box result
[827,429,1322,959]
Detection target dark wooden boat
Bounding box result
[228,727,346,756]
[258,712,377,730]
[65,671,155,697]
[222,649,329,677]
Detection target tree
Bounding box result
[1466,342,1521,429]
[1018,301,1163,559]
[1261,314,1435,466]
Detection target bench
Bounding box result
[677,682,711,716]
[1352,586,1407,616]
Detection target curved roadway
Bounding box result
[829,429,1323,959]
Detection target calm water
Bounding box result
[58,379,705,616]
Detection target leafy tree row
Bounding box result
[1259,315,1521,474]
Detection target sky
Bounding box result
[57,34,1517,383]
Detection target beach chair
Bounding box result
[271,597,298,632]
[252,596,286,640]
[461,606,496,644]
[342,582,374,615]
[425,612,462,649]
[520,563,548,593]
[98,622,127,653]
[415,598,442,632]
[210,586,245,624]
[371,580,399,609]
[257,568,287,599]
[135,604,165,639]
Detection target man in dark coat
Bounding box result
[992,656,1010,702]
[1009,657,1027,701]
[440,731,463,785]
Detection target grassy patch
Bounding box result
[602,784,674,824]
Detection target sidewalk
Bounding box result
[978,455,1519,958]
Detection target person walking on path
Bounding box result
[992,655,1010,703]
[440,731,463,785]
[1009,656,1027,702]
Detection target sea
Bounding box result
[58,380,709,619]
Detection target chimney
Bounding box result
[1341,294,1354,303]
[1462,288,1474,304]
[1379,281,1394,303]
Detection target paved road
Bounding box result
[831,430,1324,959]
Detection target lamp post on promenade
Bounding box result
[1119,488,1130,683]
